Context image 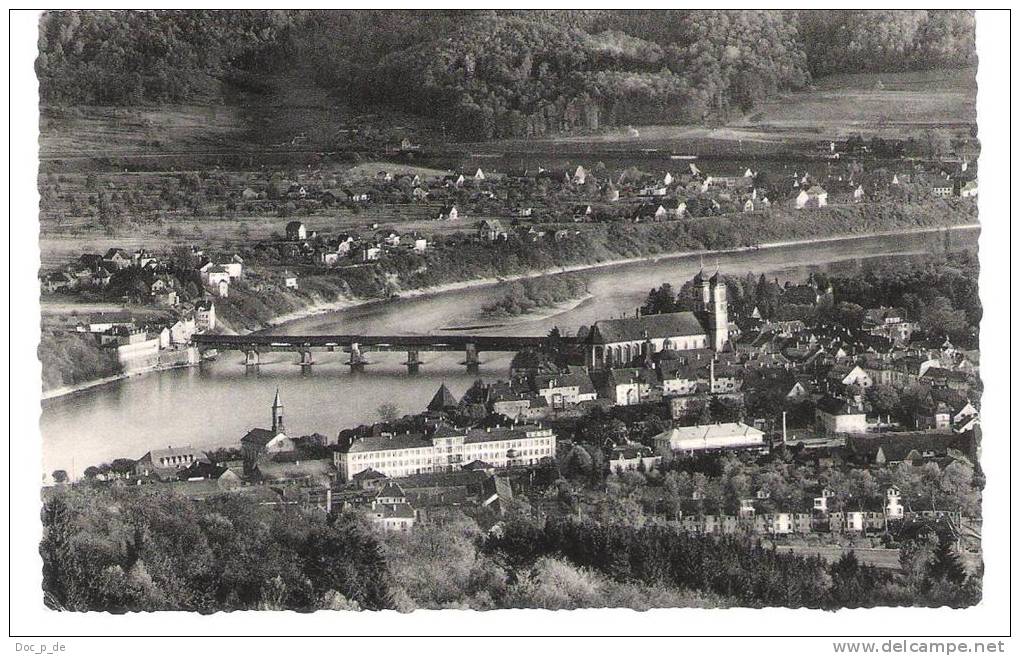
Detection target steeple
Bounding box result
[271,388,285,434]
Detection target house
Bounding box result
[607,442,660,474]
[102,248,133,270]
[437,205,459,221]
[195,299,216,332]
[652,422,766,455]
[846,432,974,466]
[827,364,874,391]
[359,245,382,262]
[215,279,229,298]
[283,272,299,289]
[885,486,904,519]
[477,219,507,241]
[472,168,486,182]
[202,265,231,287]
[41,271,77,293]
[351,468,389,491]
[530,370,597,409]
[411,237,428,253]
[795,186,828,209]
[216,254,244,279]
[135,445,208,479]
[959,180,978,198]
[572,166,587,185]
[366,484,416,532]
[932,183,955,198]
[513,206,534,217]
[379,230,401,247]
[169,317,196,345]
[285,221,307,240]
[443,174,466,188]
[853,185,866,202]
[639,184,668,197]
[596,367,659,406]
[815,396,868,435]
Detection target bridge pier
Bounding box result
[405,349,421,373]
[464,343,479,372]
[298,350,314,366]
[244,349,260,367]
[347,343,366,370]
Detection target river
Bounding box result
[40,229,977,477]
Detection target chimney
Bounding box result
[782,411,788,443]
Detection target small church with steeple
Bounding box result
[584,268,730,368]
[240,388,296,469]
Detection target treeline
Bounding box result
[482,273,588,318]
[38,332,122,390]
[37,10,975,140]
[484,515,980,608]
[41,487,394,612]
[36,10,295,104]
[798,10,976,77]
[41,486,979,611]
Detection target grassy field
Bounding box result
[742,68,977,136]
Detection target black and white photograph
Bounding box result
[8,5,1014,647]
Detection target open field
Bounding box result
[742,68,977,136]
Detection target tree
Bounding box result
[376,403,400,423]
[866,385,901,418]
[52,470,69,484]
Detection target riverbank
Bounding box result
[41,223,978,400]
[263,223,980,333]
[42,347,202,402]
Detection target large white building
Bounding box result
[585,270,729,367]
[652,422,765,454]
[335,423,556,482]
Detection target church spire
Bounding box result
[271,388,284,434]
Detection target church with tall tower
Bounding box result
[584,269,730,368]
[694,267,729,352]
[241,388,294,469]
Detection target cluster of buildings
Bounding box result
[62,301,215,373]
[668,486,964,538]
[91,389,540,533]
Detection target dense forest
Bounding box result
[41,485,979,611]
[37,10,976,139]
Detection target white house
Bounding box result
[796,186,828,209]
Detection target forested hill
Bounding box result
[37,10,976,140]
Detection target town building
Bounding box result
[652,422,765,454]
[585,270,728,367]
[335,423,556,482]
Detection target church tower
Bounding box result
[707,271,729,351]
[694,267,711,312]
[271,388,285,434]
